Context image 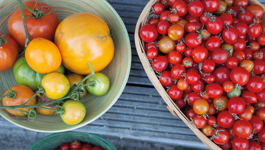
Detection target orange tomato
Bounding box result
[25,38,62,74]
[2,85,36,116]
[66,74,87,98]
[240,60,254,72]
[213,96,228,111]
[55,13,114,75]
[0,33,19,71]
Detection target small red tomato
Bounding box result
[191,46,208,63]
[223,81,234,93]
[258,33,265,46]
[217,111,235,128]
[227,6,240,18]
[157,21,170,35]
[208,116,217,126]
[147,48,158,59]
[211,128,230,145]
[172,1,188,16]
[152,3,165,14]
[253,51,264,60]
[160,10,171,21]
[222,27,238,44]
[152,56,168,72]
[242,91,257,104]
[258,127,265,143]
[168,84,183,100]
[206,83,223,99]
[206,16,223,34]
[185,72,200,85]
[193,115,207,128]
[212,48,229,64]
[257,89,265,103]
[60,143,70,150]
[249,141,262,150]
[202,59,216,73]
[250,116,264,133]
[160,71,174,87]
[228,97,245,114]
[80,144,92,150]
[186,109,196,119]
[206,36,221,52]
[200,12,212,24]
[70,140,81,150]
[171,64,186,79]
[220,12,233,26]
[176,42,186,53]
[226,57,238,69]
[246,76,264,93]
[230,67,250,86]
[238,8,253,25]
[233,38,246,51]
[168,51,182,65]
[234,22,249,37]
[202,0,219,12]
[206,75,215,84]
[184,33,202,48]
[188,1,204,17]
[248,23,262,38]
[167,13,180,23]
[232,137,249,150]
[140,24,158,42]
[175,98,186,109]
[213,67,231,85]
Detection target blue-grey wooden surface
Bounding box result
[1,0,265,150]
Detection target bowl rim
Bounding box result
[0,0,131,133]
[28,131,117,150]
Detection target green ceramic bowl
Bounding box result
[0,0,131,132]
[28,131,116,150]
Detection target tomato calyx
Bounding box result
[210,129,225,140]
[249,20,259,28]
[2,88,17,99]
[0,34,8,48]
[170,8,177,14]
[227,9,233,15]
[232,113,241,121]
[239,7,246,14]
[214,97,226,111]
[148,13,160,20]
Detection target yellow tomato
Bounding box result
[66,74,87,98]
[41,72,70,99]
[61,100,86,125]
[55,12,114,75]
[25,38,62,74]
[2,85,36,116]
[36,97,57,115]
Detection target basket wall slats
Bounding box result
[134,0,265,149]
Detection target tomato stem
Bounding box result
[0,34,8,49]
[16,0,32,47]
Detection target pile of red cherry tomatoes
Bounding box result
[140,0,265,149]
[54,140,104,150]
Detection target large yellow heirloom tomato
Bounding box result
[41,72,70,99]
[25,38,62,74]
[55,12,114,75]
[61,100,86,125]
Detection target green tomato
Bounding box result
[86,73,110,96]
[13,56,64,91]
[227,87,241,98]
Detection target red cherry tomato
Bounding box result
[226,57,239,69]
[140,24,158,42]
[234,22,249,37]
[152,56,168,72]
[171,64,186,79]
[185,72,200,85]
[233,38,246,51]
[234,0,249,8]
[206,36,221,52]
[191,46,208,63]
[157,21,170,35]
[217,111,235,128]
[184,33,202,48]
[175,98,186,109]
[188,1,204,17]
[223,81,234,93]
[202,59,216,73]
[70,140,81,150]
[80,144,92,150]
[213,67,231,85]
[152,3,165,14]
[257,89,265,103]
[193,115,207,129]
[250,116,264,133]
[200,12,212,24]
[160,71,174,87]
[242,91,257,104]
[168,51,182,65]
[232,137,249,150]
[253,51,264,60]
[248,23,262,38]
[206,16,223,34]
[212,48,229,64]
[249,141,262,150]
[168,13,180,23]
[206,83,223,99]
[186,109,196,119]
[222,27,238,44]
[211,128,230,145]
[230,67,250,86]
[253,59,265,75]
[246,76,264,93]
[91,146,104,150]
[258,127,265,143]
[160,10,171,21]
[208,116,217,126]
[172,1,188,16]
[258,34,265,46]
[228,97,246,114]
[227,6,240,18]
[147,48,158,59]
[60,143,70,150]
[238,9,253,25]
[220,12,233,26]
[168,84,183,100]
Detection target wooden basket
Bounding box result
[134,0,264,149]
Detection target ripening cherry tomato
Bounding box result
[152,56,168,72]
[232,137,249,150]
[168,13,180,23]
[223,81,234,93]
[239,108,252,121]
[211,128,230,145]
[217,110,234,128]
[140,24,158,42]
[168,84,183,100]
[193,99,209,115]
[177,78,188,91]
[213,96,228,111]
[172,1,188,16]
[188,1,204,17]
[253,51,264,60]
[202,125,214,137]
[206,83,223,99]
[186,109,196,119]
[160,71,174,87]
[192,115,207,129]
[240,60,254,72]
[168,24,184,41]
[257,108,265,120]
[206,16,223,34]
[148,18,160,25]
[159,36,176,53]
[152,3,165,14]
[246,4,264,18]
[228,97,246,114]
[215,0,227,14]
[191,46,208,63]
[233,50,246,63]
[182,57,194,68]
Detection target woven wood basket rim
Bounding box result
[134,0,264,149]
